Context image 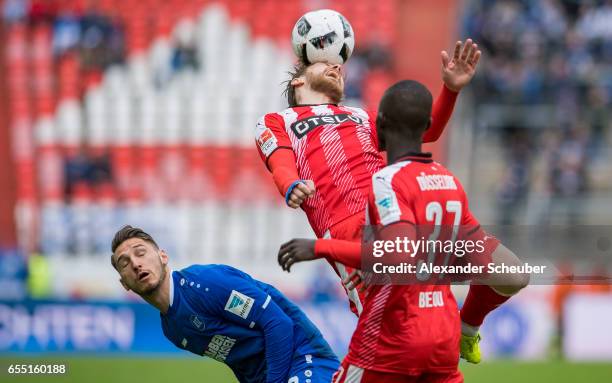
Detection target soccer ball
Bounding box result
[291,9,355,65]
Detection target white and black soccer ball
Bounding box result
[291,9,355,65]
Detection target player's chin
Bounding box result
[134,277,158,294]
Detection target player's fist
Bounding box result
[441,39,482,92]
[343,269,370,293]
[287,180,316,209]
[278,238,317,272]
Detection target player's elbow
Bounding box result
[262,311,294,336]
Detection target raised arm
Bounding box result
[423,85,458,143]
[423,39,482,143]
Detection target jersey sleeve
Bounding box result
[197,267,294,383]
[315,238,362,269]
[422,85,458,143]
[255,113,292,166]
[369,172,416,226]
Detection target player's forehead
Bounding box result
[115,238,150,256]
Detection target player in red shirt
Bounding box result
[255,40,481,317]
[277,80,529,382]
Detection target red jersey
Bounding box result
[345,152,478,375]
[256,87,458,317]
[254,86,457,238]
[256,104,382,237]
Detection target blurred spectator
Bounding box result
[496,128,531,225]
[547,126,590,224]
[64,148,112,199]
[171,20,199,73]
[586,85,611,157]
[465,0,612,105]
[343,54,368,102]
[2,0,29,23]
[80,10,124,69]
[343,42,393,105]
[464,0,611,223]
[52,7,81,55]
[576,0,612,40]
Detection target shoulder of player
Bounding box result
[176,265,251,311]
[337,105,373,120]
[177,264,240,289]
[256,112,285,128]
[371,161,414,189]
[430,161,464,187]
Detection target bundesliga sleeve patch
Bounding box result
[373,173,402,225]
[224,290,254,319]
[256,125,278,157]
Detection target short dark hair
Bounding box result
[377,80,433,139]
[111,225,159,269]
[283,62,308,107]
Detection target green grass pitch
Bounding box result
[1,357,612,382]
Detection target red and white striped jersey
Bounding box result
[255,104,383,237]
[346,153,468,374]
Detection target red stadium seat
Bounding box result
[3,0,394,259]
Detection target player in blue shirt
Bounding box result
[111,225,339,383]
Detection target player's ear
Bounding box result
[159,249,169,266]
[291,77,305,88]
[119,278,131,292]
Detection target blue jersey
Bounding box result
[161,264,339,383]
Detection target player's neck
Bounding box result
[297,88,335,105]
[386,142,422,164]
[142,269,172,315]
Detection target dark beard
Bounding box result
[308,72,343,104]
[137,265,166,296]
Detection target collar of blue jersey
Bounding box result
[393,151,433,164]
[163,270,178,317]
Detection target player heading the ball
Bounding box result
[255,27,482,317]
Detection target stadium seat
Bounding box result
[6,0,393,262]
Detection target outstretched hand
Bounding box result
[441,39,481,92]
[278,239,317,272]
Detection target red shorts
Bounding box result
[332,361,463,383]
